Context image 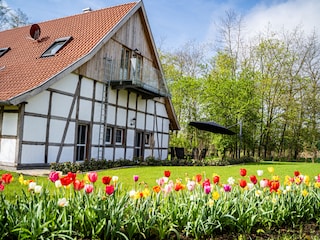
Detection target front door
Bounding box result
[134,131,144,160]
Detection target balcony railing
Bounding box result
[105,59,169,98]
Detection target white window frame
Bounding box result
[105,127,113,144]
[115,128,124,145]
[41,36,73,57]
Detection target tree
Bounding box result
[0,1,28,30]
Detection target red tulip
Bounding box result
[195,174,202,183]
[105,185,115,195]
[240,168,247,177]
[270,181,280,192]
[174,182,184,191]
[249,175,257,184]
[67,172,76,182]
[213,175,220,184]
[164,170,171,178]
[102,176,112,185]
[1,173,13,184]
[0,183,4,191]
[87,172,98,183]
[73,179,85,190]
[239,179,247,188]
[60,176,73,186]
[294,171,300,177]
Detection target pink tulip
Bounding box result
[260,179,269,188]
[87,172,98,183]
[223,184,232,192]
[84,184,94,194]
[204,184,211,194]
[49,171,60,182]
[187,180,196,191]
[105,185,115,195]
[133,175,139,182]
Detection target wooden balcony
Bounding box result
[106,59,170,99]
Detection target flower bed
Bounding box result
[1,167,320,239]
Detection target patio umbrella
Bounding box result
[189,121,236,135]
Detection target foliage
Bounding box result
[50,157,258,174]
[162,21,320,163]
[0,0,29,30]
[0,166,320,239]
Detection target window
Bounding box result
[133,54,142,81]
[120,47,130,80]
[145,133,154,147]
[105,127,112,144]
[115,128,124,144]
[41,36,73,57]
[0,47,10,57]
[76,124,88,161]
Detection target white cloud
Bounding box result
[245,0,320,36]
[205,0,320,46]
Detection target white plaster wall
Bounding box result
[145,114,154,131]
[25,91,49,115]
[136,112,145,129]
[128,93,137,109]
[145,149,153,158]
[126,129,135,147]
[21,145,45,164]
[163,119,170,133]
[51,74,78,94]
[78,99,92,121]
[156,102,167,117]
[107,106,116,125]
[80,78,93,98]
[0,139,16,164]
[51,93,74,118]
[146,100,154,114]
[126,148,134,160]
[2,113,18,135]
[23,116,46,142]
[91,147,98,160]
[49,120,75,144]
[94,102,102,122]
[48,146,74,163]
[114,147,125,159]
[127,110,136,127]
[137,98,146,111]
[91,124,100,146]
[155,117,163,132]
[116,108,127,127]
[162,134,169,148]
[104,148,114,160]
[108,89,117,104]
[95,82,104,101]
[162,149,168,159]
[117,90,127,107]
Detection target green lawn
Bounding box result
[1,161,319,196]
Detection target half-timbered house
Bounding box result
[0,1,179,169]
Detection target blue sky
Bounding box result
[4,0,320,51]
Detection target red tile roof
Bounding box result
[0,2,138,104]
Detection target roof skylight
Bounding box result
[0,47,11,57]
[41,36,73,57]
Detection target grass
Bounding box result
[1,161,319,196]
